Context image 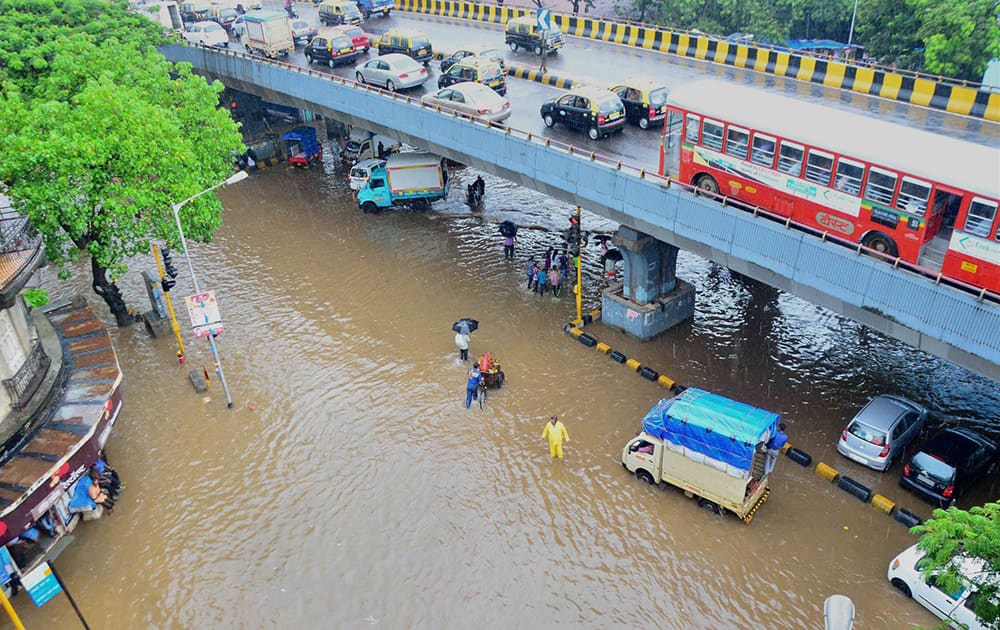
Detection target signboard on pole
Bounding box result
[22,562,62,607]
[185,291,225,338]
[536,7,550,30]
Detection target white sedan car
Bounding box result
[183,21,229,47]
[887,544,987,630]
[355,53,428,91]
[421,82,511,123]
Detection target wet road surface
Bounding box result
[15,160,999,627]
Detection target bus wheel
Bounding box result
[862,232,898,257]
[695,175,719,196]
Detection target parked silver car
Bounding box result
[355,53,429,91]
[837,394,928,471]
[421,83,511,123]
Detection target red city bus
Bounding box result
[660,80,1000,295]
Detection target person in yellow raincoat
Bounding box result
[541,416,570,459]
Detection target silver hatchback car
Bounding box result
[837,394,928,471]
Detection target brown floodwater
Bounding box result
[14,157,998,628]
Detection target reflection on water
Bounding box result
[19,163,996,628]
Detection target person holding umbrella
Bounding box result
[499,221,518,261]
[453,318,478,361]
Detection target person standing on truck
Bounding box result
[542,416,570,459]
[764,422,788,475]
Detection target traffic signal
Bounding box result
[564,215,582,245]
[160,247,178,292]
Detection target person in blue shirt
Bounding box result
[765,423,788,475]
[465,367,482,409]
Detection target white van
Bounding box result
[349,158,385,191]
[887,543,989,629]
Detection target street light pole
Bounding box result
[847,0,859,47]
[170,170,249,409]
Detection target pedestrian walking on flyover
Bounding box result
[542,416,570,459]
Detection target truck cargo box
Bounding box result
[385,152,444,194]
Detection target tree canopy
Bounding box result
[0,0,243,325]
[912,502,1000,627]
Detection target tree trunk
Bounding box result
[91,257,134,327]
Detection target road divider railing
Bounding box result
[396,0,999,121]
[812,460,925,528]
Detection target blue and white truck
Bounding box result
[357,152,448,213]
[622,388,780,523]
[355,0,393,19]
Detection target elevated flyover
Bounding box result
[161,44,1000,381]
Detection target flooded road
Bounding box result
[17,159,999,628]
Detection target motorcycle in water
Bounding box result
[466,184,484,208]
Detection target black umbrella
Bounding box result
[602,248,623,263]
[498,221,518,237]
[593,234,613,244]
[453,318,479,334]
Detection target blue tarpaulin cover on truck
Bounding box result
[641,388,780,471]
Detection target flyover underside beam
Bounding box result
[161,46,1000,381]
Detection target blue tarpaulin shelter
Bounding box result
[641,388,780,471]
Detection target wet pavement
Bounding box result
[11,159,997,627]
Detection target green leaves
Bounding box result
[0,0,243,318]
[913,502,1000,627]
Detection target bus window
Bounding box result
[805,150,834,186]
[777,142,804,176]
[834,159,864,196]
[963,198,998,238]
[865,167,898,206]
[751,134,776,167]
[685,114,700,144]
[896,177,930,216]
[725,127,749,160]
[702,119,724,151]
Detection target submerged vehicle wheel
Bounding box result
[698,498,720,514]
[695,175,720,196]
[361,201,379,214]
[542,114,555,127]
[588,127,600,141]
[497,371,505,388]
[636,469,655,485]
[891,579,912,598]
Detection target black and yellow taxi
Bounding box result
[375,30,433,64]
[440,45,506,73]
[609,80,669,130]
[437,57,507,96]
[540,86,626,140]
[304,30,359,67]
[504,15,564,55]
[317,0,363,26]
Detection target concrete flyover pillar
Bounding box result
[601,226,695,340]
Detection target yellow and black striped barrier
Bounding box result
[395,0,999,121]
[562,309,683,394]
[507,64,574,89]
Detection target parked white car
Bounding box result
[348,158,386,191]
[887,543,988,629]
[355,53,428,91]
[183,21,229,47]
